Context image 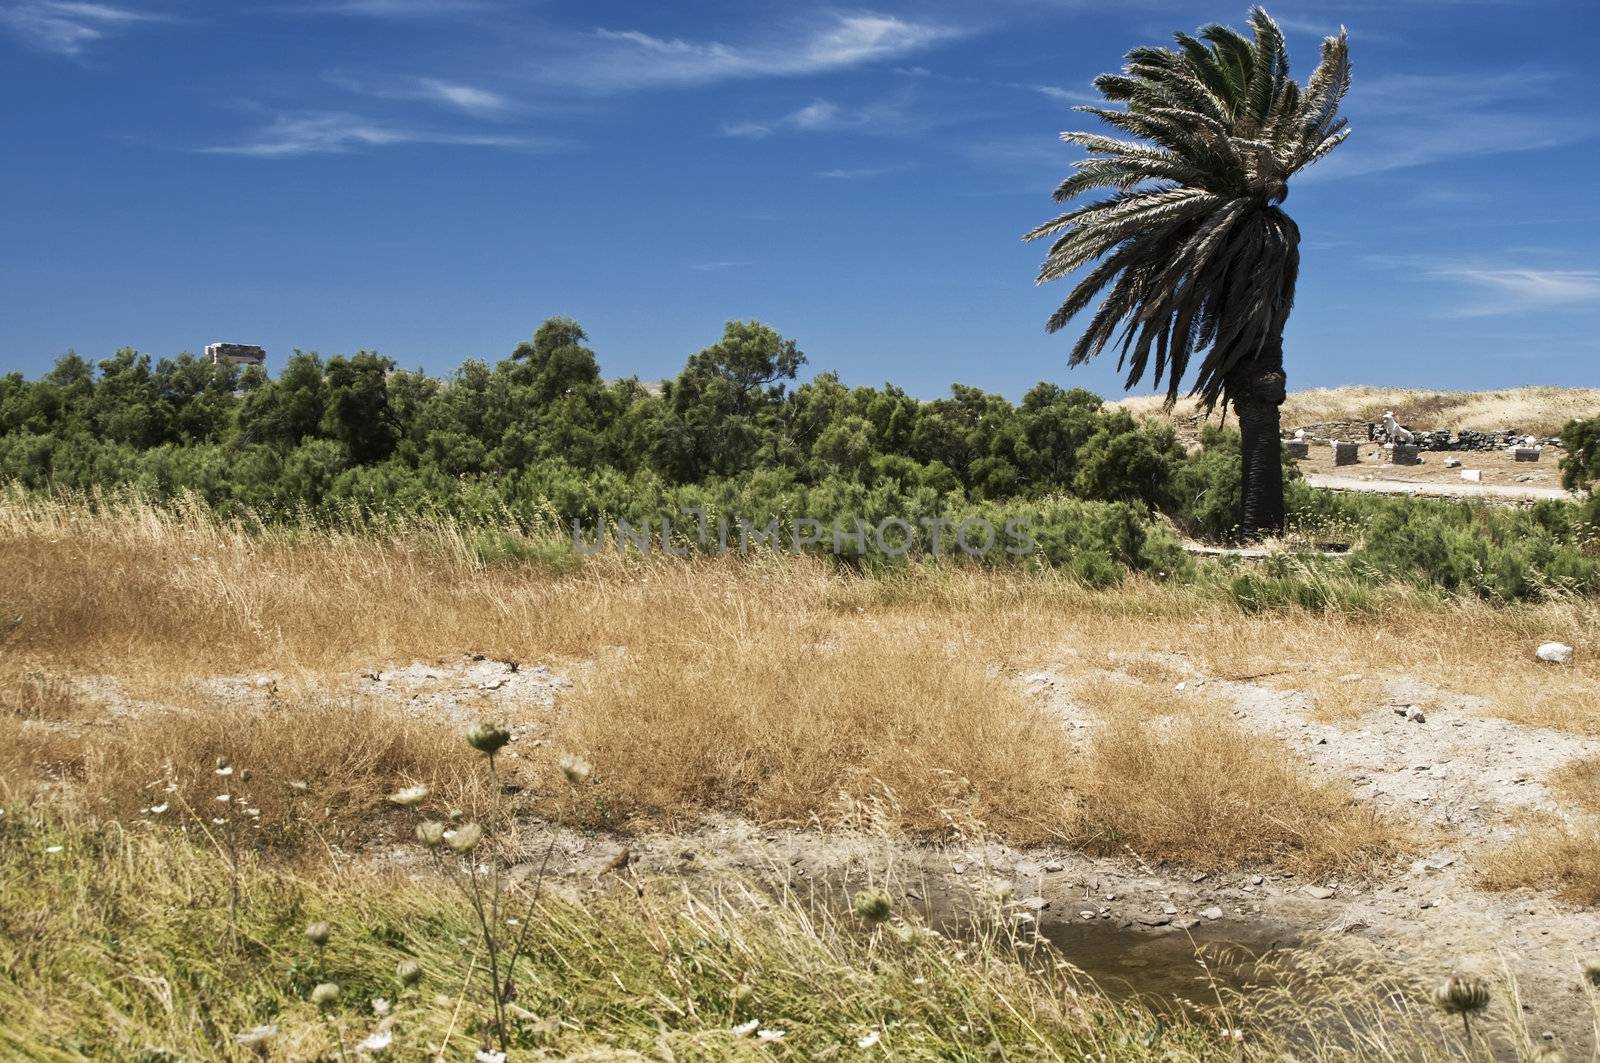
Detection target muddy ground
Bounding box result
[63,651,1600,1055]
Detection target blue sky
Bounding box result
[1,0,1596,399]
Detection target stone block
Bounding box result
[1331,441,1359,466]
[1285,440,1310,459]
[1389,443,1421,465]
[1513,447,1541,462]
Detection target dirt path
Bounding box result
[1304,473,1572,502]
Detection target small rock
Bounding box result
[1162,903,1179,915]
[1443,457,1462,468]
[1200,906,1224,920]
[1016,896,1049,912]
[1190,872,1209,883]
[1042,862,1064,873]
[1404,705,1426,723]
[1079,910,1097,920]
[1535,642,1574,665]
[1250,875,1264,886]
[1137,914,1172,927]
[1303,886,1336,900]
[1460,469,1482,483]
[1172,917,1199,930]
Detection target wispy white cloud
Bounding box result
[1428,266,1600,316]
[722,91,936,139]
[303,0,494,15]
[414,78,508,115]
[1033,84,1096,104]
[724,99,848,138]
[1305,69,1587,180]
[691,260,750,272]
[200,111,550,157]
[543,13,964,92]
[815,163,910,180]
[0,0,164,55]
[329,72,513,116]
[896,64,1097,109]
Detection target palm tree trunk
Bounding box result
[1232,334,1287,539]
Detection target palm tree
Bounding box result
[1027,7,1350,537]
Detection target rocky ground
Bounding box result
[58,649,1600,1055]
[1292,444,1570,501]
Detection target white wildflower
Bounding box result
[858,1030,882,1048]
[474,1051,507,1063]
[371,998,391,1017]
[44,845,63,854]
[149,803,168,814]
[388,784,429,808]
[357,1029,393,1053]
[235,1024,278,1047]
[757,1029,786,1041]
[731,1020,760,1036]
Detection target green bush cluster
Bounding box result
[3,316,1598,601]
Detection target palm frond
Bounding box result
[1028,5,1350,412]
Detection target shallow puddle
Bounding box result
[1034,915,1299,1007]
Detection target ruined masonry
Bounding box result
[206,343,266,367]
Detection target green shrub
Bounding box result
[1560,416,1600,492]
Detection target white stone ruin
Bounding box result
[206,342,266,368]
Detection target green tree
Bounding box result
[238,351,327,449]
[1026,7,1351,537]
[152,353,240,445]
[322,351,398,463]
[655,321,805,481]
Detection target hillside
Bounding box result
[1117,386,1600,440]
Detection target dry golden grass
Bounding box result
[0,664,82,722]
[544,620,1080,842]
[1550,756,1600,815]
[0,692,492,852]
[1077,711,1398,875]
[1060,669,1401,873]
[1480,760,1600,905]
[1261,670,1392,726]
[4,491,1597,877]
[1117,385,1600,438]
[1480,815,1600,906]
